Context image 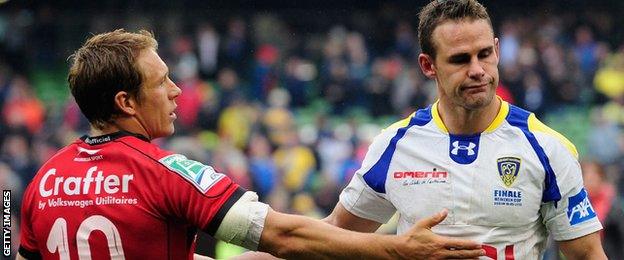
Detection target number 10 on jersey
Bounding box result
[47,216,125,259]
[483,244,514,260]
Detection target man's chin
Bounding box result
[153,128,175,139]
[166,127,175,137]
[461,93,494,110]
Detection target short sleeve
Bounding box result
[538,136,602,241]
[157,154,246,235]
[339,174,397,224]
[339,129,397,224]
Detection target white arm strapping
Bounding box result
[214,191,270,250]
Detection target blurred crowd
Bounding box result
[1,1,624,259]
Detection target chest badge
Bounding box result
[497,157,521,187]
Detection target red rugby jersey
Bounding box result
[19,131,244,260]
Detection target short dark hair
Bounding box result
[418,0,492,58]
[68,29,157,129]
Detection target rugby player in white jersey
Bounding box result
[325,0,607,259]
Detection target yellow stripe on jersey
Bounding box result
[432,96,508,134]
[431,100,449,133]
[484,98,510,133]
[384,112,415,131]
[527,113,579,159]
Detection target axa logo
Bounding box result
[451,141,476,156]
[570,199,593,218]
[567,188,596,225]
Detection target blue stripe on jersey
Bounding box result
[506,105,562,203]
[363,106,432,193]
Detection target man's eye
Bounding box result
[479,50,492,58]
[449,56,469,64]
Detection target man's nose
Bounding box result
[467,58,486,79]
[171,83,182,97]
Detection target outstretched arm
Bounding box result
[215,191,483,259]
[260,208,484,259]
[323,202,382,232]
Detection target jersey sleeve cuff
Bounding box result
[339,196,391,224]
[214,191,269,250]
[552,221,603,241]
[205,186,246,236]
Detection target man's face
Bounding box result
[134,49,181,139]
[421,19,499,110]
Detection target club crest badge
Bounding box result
[497,157,521,187]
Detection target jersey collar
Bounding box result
[80,131,150,145]
[431,96,509,134]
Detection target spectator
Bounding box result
[2,76,45,134]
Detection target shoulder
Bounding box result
[365,107,435,153]
[115,137,202,178]
[37,141,81,169]
[527,114,578,158]
[505,105,578,159]
[383,106,434,134]
[117,138,230,194]
[384,112,416,132]
[29,142,81,187]
[114,136,175,160]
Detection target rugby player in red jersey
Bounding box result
[17,29,485,260]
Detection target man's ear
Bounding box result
[418,53,437,79]
[113,91,137,116]
[494,37,500,62]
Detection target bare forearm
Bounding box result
[260,210,398,259]
[562,250,607,260]
[323,203,382,233]
[260,209,484,259]
[561,247,607,260]
[559,232,607,260]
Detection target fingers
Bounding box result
[406,210,484,259]
[440,248,485,259]
[439,237,482,250]
[415,208,449,229]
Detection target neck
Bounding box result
[90,125,121,137]
[89,118,151,139]
[437,97,501,135]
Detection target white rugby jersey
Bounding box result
[340,99,602,260]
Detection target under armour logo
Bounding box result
[451,141,476,155]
